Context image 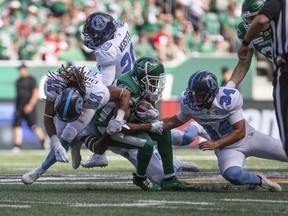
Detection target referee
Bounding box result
[12,63,45,152]
[237,0,288,156]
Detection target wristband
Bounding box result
[225,81,236,88]
[115,109,125,121]
[242,38,250,46]
[51,135,61,148]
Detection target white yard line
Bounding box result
[223,199,288,203]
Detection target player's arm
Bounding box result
[162,114,186,130]
[199,119,245,151]
[100,64,117,86]
[43,100,57,137]
[227,48,254,88]
[107,86,130,121]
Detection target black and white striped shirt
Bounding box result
[259,0,287,59]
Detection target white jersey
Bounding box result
[44,66,110,111]
[95,21,136,78]
[177,87,255,147]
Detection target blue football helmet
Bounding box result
[54,87,84,122]
[82,12,116,49]
[186,70,219,109]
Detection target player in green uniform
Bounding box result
[226,0,273,88]
[78,57,195,191]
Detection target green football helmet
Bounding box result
[241,0,265,24]
[131,56,166,102]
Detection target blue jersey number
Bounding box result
[202,120,233,140]
[219,89,236,106]
[121,44,136,74]
[87,93,103,109]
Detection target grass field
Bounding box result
[1,148,288,216]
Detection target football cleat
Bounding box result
[70,141,82,169]
[132,173,161,192]
[257,173,282,192]
[173,158,200,172]
[162,176,195,191]
[81,153,108,168]
[22,166,46,185]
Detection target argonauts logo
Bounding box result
[91,15,107,31]
[206,75,217,90]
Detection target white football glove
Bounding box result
[51,135,68,163]
[150,120,164,134]
[147,92,159,102]
[106,119,126,135]
[137,106,159,120]
[55,145,69,163]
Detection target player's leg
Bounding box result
[152,131,195,190]
[248,130,288,162]
[109,133,161,191]
[274,69,288,156]
[21,120,68,184]
[218,148,282,191]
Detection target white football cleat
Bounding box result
[257,173,282,192]
[81,153,108,168]
[173,158,200,172]
[70,141,82,169]
[22,166,46,185]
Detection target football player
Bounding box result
[21,65,131,185]
[225,0,272,88]
[161,70,286,191]
[78,57,196,191]
[80,11,200,172]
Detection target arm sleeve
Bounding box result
[259,0,282,21]
[99,64,117,86]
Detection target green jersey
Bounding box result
[92,71,144,130]
[237,22,273,63]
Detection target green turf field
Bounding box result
[1,149,288,216]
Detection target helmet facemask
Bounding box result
[140,69,166,103]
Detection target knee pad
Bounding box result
[182,125,198,145]
[61,126,78,142]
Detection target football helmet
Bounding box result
[131,57,166,102]
[82,12,116,49]
[186,70,218,109]
[241,0,265,24]
[54,87,84,122]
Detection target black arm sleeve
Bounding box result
[259,0,282,21]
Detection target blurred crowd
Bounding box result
[0,0,244,64]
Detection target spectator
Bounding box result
[12,63,46,152]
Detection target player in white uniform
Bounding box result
[162,70,286,191]
[80,11,199,172]
[21,65,130,184]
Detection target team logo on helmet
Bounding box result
[206,74,217,90]
[135,60,158,74]
[91,15,108,31]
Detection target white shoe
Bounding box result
[257,173,282,192]
[22,166,46,185]
[81,153,108,168]
[70,141,82,169]
[12,146,21,153]
[173,158,200,172]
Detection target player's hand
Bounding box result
[106,119,126,135]
[55,145,69,162]
[150,120,164,134]
[198,140,219,151]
